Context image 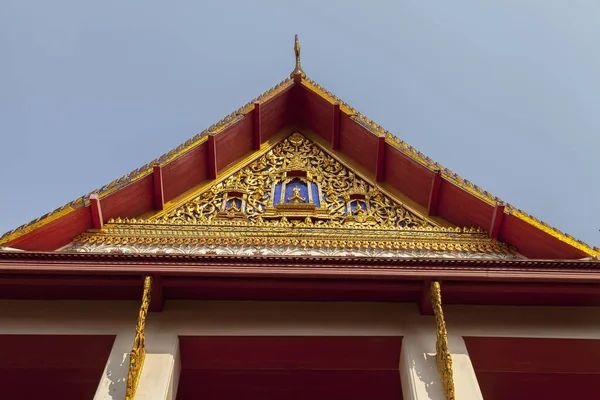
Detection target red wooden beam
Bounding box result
[153,165,165,210]
[207,134,217,179]
[490,203,506,239]
[149,275,164,312]
[332,102,341,150]
[427,170,443,216]
[375,135,386,182]
[253,102,262,150]
[89,194,103,229]
[419,280,434,315]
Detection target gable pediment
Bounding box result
[154,132,435,229]
[2,35,595,259]
[67,133,516,259]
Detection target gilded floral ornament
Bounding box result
[125,276,152,400]
[153,132,433,229]
[431,281,455,400]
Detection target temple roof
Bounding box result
[1,37,598,260]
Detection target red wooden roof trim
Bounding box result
[1,251,598,269]
[427,170,443,216]
[332,102,341,150]
[152,165,165,211]
[207,134,217,180]
[0,252,599,284]
[375,134,386,182]
[88,194,103,229]
[489,204,506,240]
[0,79,294,247]
[253,101,262,150]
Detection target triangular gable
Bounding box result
[66,132,515,258]
[1,37,597,259]
[154,132,435,228]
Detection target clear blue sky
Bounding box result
[1,1,598,248]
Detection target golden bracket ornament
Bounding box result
[125,276,152,400]
[431,281,455,400]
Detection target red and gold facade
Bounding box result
[0,37,599,399]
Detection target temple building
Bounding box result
[1,36,600,400]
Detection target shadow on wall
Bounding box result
[104,351,129,400]
[414,353,441,399]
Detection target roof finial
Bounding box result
[290,34,306,80]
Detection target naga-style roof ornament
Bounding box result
[290,34,306,79]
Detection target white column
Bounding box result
[400,328,483,400]
[94,331,136,400]
[93,320,180,400]
[134,328,180,400]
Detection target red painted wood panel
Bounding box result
[179,336,402,370]
[301,86,333,143]
[465,337,600,373]
[177,370,402,400]
[436,181,494,229]
[162,142,208,203]
[261,87,296,141]
[500,214,586,259]
[101,175,154,220]
[215,116,253,173]
[7,206,92,251]
[163,277,421,302]
[465,337,600,400]
[0,334,115,400]
[442,281,600,306]
[339,114,379,173]
[177,336,403,400]
[384,145,433,207]
[476,371,599,400]
[0,276,143,300]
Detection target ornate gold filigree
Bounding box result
[431,281,455,400]
[69,219,516,256]
[125,276,152,400]
[153,132,433,229]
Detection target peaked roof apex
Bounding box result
[0,37,598,258]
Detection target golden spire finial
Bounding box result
[290,34,306,79]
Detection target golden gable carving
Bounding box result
[154,132,434,229]
[68,132,517,258]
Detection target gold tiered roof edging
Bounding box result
[70,220,514,257]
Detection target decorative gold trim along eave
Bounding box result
[71,221,516,256]
[0,79,294,247]
[301,78,600,257]
[431,281,455,400]
[125,276,152,400]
